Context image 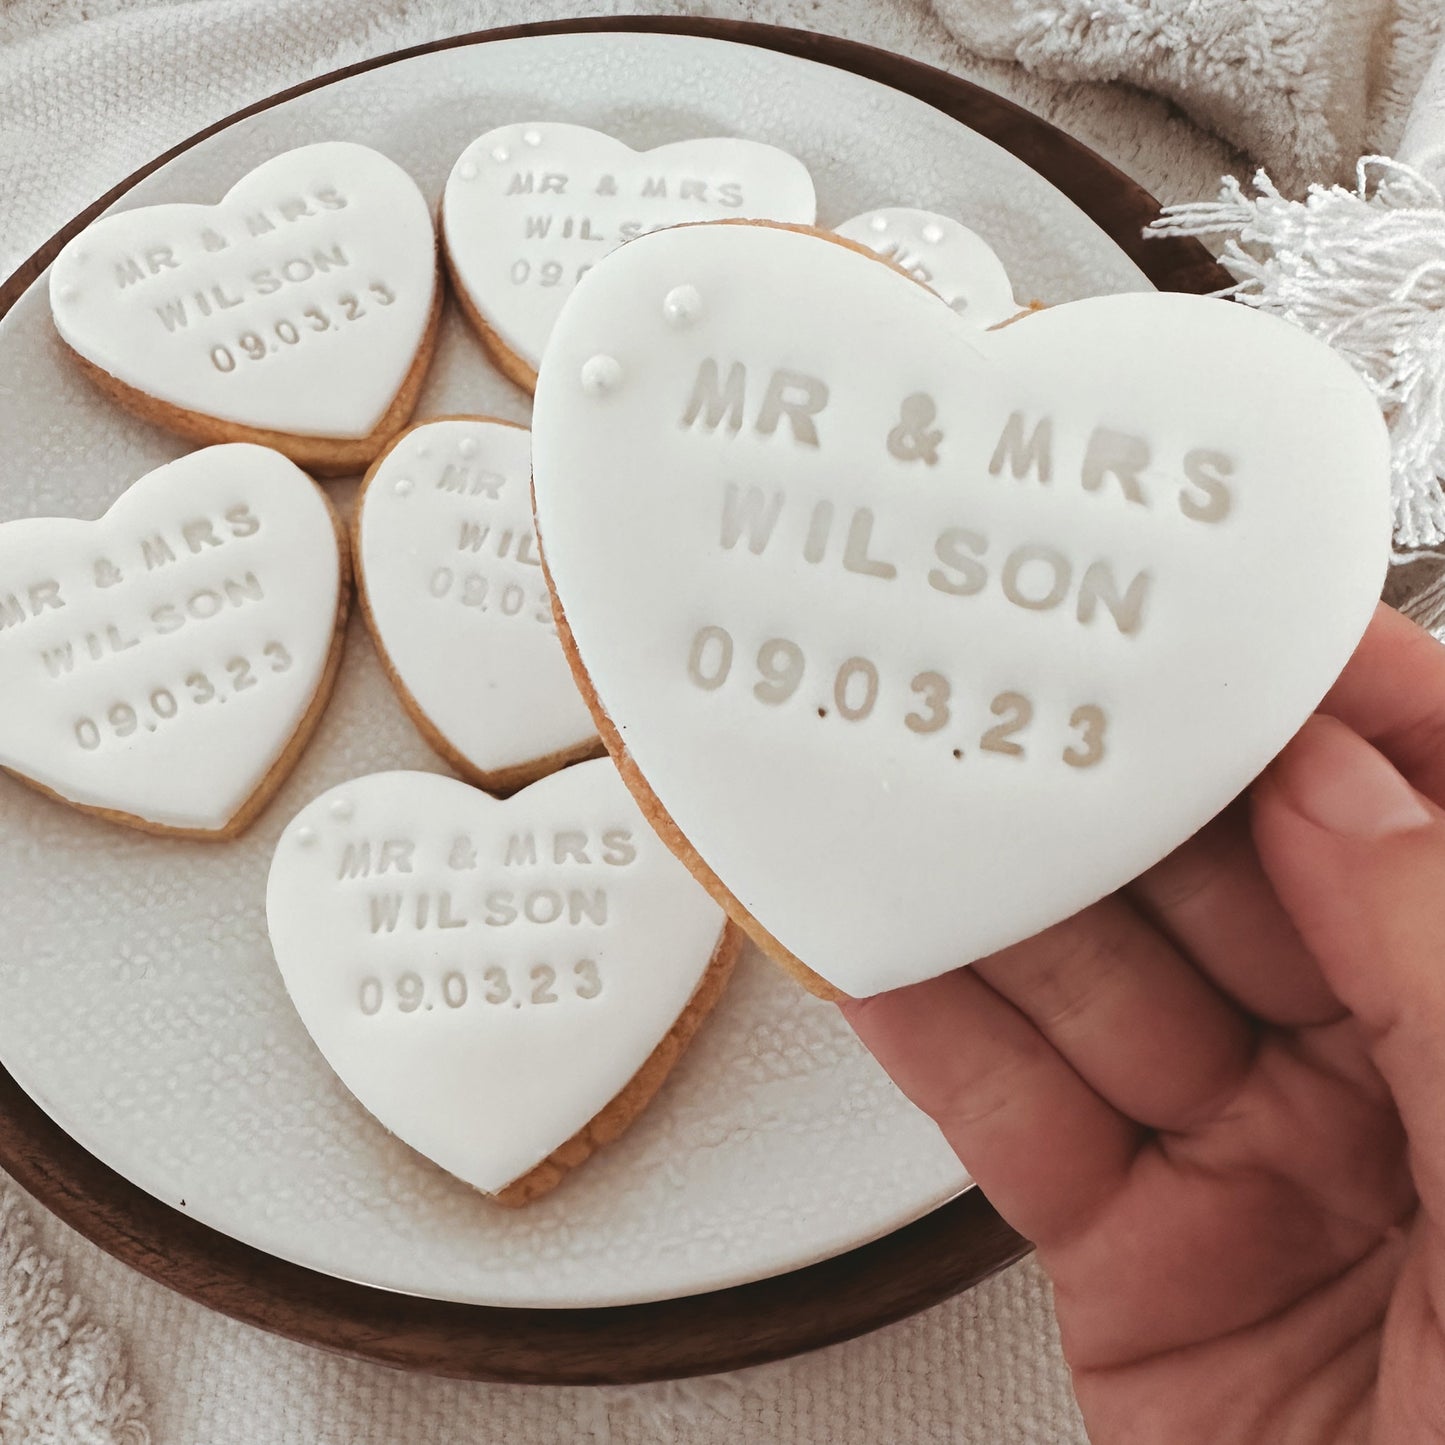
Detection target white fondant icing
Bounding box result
[356,418,597,781]
[266,763,729,1194]
[531,221,1392,998]
[0,443,343,831]
[441,122,816,378]
[834,207,1019,325]
[49,142,437,439]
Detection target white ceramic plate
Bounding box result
[0,30,1150,1308]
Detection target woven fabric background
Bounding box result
[0,1,1369,1441]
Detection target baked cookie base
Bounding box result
[62,263,444,478]
[440,235,541,395]
[493,921,743,1206]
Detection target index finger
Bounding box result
[1321,603,1445,804]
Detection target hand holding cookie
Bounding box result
[845,604,1445,1445]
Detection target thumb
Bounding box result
[1253,713,1445,1207]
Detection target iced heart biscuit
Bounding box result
[354,416,601,793]
[0,444,348,837]
[441,123,816,391]
[267,763,739,1205]
[834,207,1021,326]
[530,220,1392,1000]
[49,143,440,476]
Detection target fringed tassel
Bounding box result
[1151,157,1445,558]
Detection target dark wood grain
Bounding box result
[0,16,1228,1382]
[0,1066,1025,1383]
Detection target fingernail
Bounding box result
[1267,715,1434,840]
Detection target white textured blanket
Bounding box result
[0,1189,147,1444]
[0,2,1428,1442]
[936,0,1443,191]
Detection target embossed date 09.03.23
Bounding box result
[206,282,396,374]
[686,625,1107,768]
[426,565,553,627]
[72,640,293,751]
[357,958,604,1017]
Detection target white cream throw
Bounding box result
[936,0,1444,192]
[3,2,1442,1442]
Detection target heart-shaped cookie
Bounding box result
[266,763,738,1204]
[49,143,439,475]
[441,123,815,390]
[834,207,1020,325]
[531,221,1392,999]
[355,416,601,793]
[0,444,347,837]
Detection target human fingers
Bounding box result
[970,897,1257,1134]
[1253,714,1445,1215]
[841,968,1142,1247]
[1128,801,1343,1026]
[1122,600,1445,1027]
[1322,603,1445,803]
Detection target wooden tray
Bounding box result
[0,15,1228,1383]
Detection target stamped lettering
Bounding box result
[682,625,1107,767]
